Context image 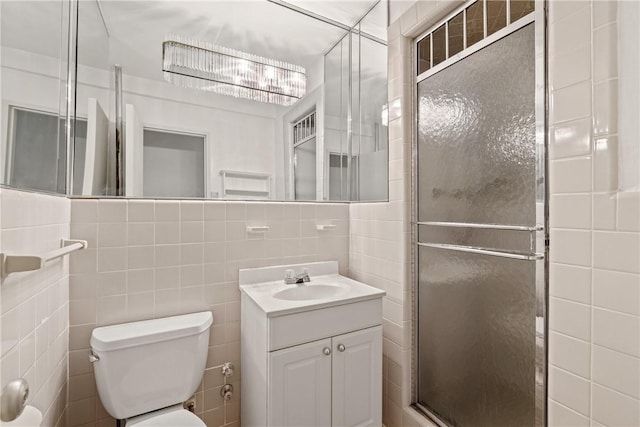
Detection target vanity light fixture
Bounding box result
[162,35,306,106]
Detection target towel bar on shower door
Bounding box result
[413,221,544,232]
[416,242,544,261]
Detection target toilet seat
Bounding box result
[126,405,205,427]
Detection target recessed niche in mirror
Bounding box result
[0,0,68,194]
[71,0,389,201]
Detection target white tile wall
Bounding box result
[0,188,70,427]
[379,1,640,426]
[548,1,640,426]
[351,3,464,426]
[1,3,636,427]
[350,21,414,425]
[67,199,349,426]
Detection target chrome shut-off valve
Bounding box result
[220,384,233,401]
[221,362,234,377]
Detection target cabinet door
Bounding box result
[332,326,383,427]
[268,338,332,427]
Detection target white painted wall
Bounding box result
[389,0,418,25]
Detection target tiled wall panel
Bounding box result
[0,188,70,427]
[379,0,639,426]
[67,199,349,426]
[548,1,640,426]
[354,2,465,427]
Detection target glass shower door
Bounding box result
[416,23,543,427]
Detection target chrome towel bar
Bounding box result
[416,242,544,261]
[414,221,544,232]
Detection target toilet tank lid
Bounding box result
[91,311,213,352]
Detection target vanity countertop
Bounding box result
[239,262,385,317]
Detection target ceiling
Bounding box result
[97,0,385,82]
[1,1,64,59]
[1,0,387,87]
[285,0,387,37]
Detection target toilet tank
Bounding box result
[90,312,213,420]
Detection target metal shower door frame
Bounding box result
[409,1,548,425]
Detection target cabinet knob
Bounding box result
[323,347,331,356]
[337,344,345,352]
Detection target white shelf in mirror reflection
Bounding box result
[220,170,272,200]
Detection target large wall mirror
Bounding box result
[1,1,69,194]
[1,0,389,202]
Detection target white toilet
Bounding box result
[90,311,213,426]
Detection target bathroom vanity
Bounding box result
[239,261,385,427]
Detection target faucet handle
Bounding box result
[284,269,297,284]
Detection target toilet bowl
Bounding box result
[125,405,203,427]
[90,312,213,426]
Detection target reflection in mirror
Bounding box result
[143,129,206,198]
[7,108,67,193]
[72,0,388,201]
[353,21,389,201]
[0,1,68,194]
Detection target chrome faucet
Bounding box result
[284,269,310,285]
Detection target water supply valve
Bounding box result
[220,384,233,401]
[221,362,234,378]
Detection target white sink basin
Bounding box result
[239,261,386,316]
[273,283,345,301]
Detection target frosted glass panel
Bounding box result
[510,0,535,22]
[418,246,536,426]
[448,12,464,57]
[466,1,484,48]
[417,24,536,226]
[416,24,538,427]
[432,25,446,66]
[7,108,87,195]
[487,0,507,35]
[417,35,431,75]
[7,108,65,193]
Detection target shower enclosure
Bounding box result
[413,1,546,426]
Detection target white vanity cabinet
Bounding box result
[239,261,385,427]
[269,326,382,427]
[268,337,332,426]
[330,327,382,427]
